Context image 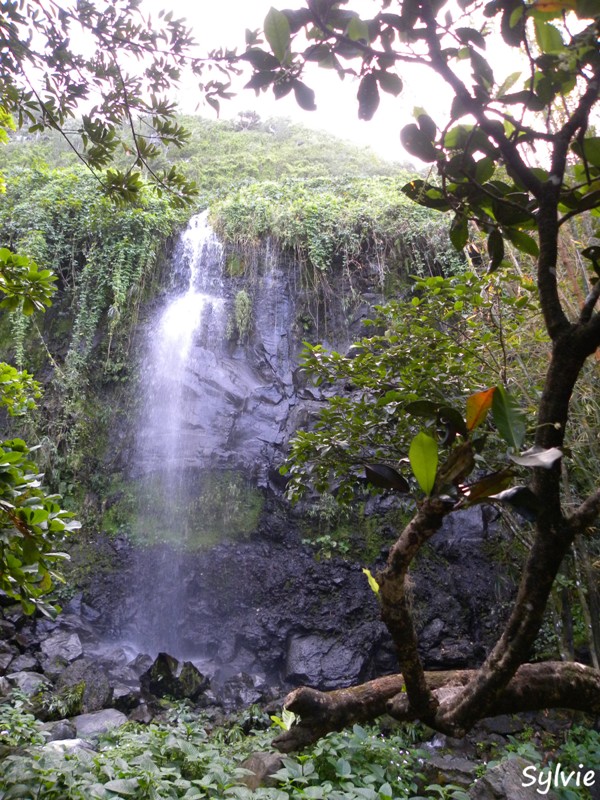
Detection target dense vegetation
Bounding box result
[0,112,454,616]
[1,1,600,796]
[1,692,599,800]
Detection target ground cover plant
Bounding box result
[1,693,600,799]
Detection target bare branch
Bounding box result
[569,487,600,534]
[579,283,600,325]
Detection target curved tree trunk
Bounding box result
[273,662,600,752]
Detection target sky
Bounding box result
[139,0,452,162]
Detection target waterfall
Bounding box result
[112,210,298,667]
[127,211,226,656]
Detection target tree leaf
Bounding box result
[362,568,380,595]
[466,387,496,431]
[376,70,403,96]
[497,70,522,97]
[364,464,410,492]
[571,136,600,168]
[402,179,450,210]
[438,406,468,438]
[400,124,438,162]
[460,467,514,504]
[240,48,281,71]
[450,213,469,250]
[347,16,370,42]
[409,431,438,496]
[490,485,541,521]
[292,80,316,111]
[506,228,539,257]
[405,399,441,418]
[487,229,504,272]
[264,7,291,62]
[492,385,526,450]
[508,446,562,468]
[357,74,380,120]
[534,19,564,53]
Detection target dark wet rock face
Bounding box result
[0,226,516,717]
[78,503,512,693]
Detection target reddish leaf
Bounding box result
[460,467,514,504]
[466,387,496,431]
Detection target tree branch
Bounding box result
[579,282,600,325]
[273,663,600,751]
[377,496,453,723]
[569,487,600,534]
[420,1,543,199]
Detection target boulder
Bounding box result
[72,708,128,738]
[8,654,38,673]
[42,738,95,755]
[55,658,113,714]
[469,757,559,800]
[240,752,285,790]
[218,672,266,711]
[112,682,141,712]
[0,618,16,638]
[40,631,83,662]
[140,653,208,701]
[128,652,154,676]
[7,670,51,696]
[0,649,14,673]
[420,754,479,791]
[40,719,77,742]
[285,632,366,689]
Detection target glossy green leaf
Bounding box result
[347,16,370,42]
[450,213,469,250]
[264,7,291,62]
[492,385,526,450]
[506,229,539,257]
[409,431,438,495]
[534,19,564,53]
[405,399,442,418]
[461,468,514,504]
[438,406,469,439]
[487,229,504,272]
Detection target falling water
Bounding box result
[128,211,226,655]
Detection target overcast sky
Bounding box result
[139,0,451,162]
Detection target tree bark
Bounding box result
[273,662,600,752]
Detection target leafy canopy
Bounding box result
[0,0,214,204]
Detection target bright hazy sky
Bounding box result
[140,0,451,162]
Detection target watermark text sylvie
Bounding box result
[522,763,596,795]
